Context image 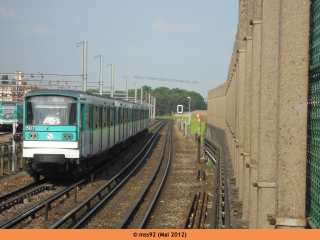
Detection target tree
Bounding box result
[1,75,9,84]
[86,89,99,93]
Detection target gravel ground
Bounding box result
[0,121,216,229]
[146,120,215,229]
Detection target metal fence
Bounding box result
[307,0,320,229]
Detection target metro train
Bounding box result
[0,101,23,131]
[22,89,149,181]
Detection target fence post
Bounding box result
[20,143,24,169]
[0,146,3,176]
[15,143,18,171]
[8,145,12,173]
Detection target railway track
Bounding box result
[49,121,168,229]
[183,192,208,229]
[116,122,172,229]
[203,137,230,229]
[0,121,165,229]
[0,179,52,213]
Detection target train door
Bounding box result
[133,108,135,134]
[126,108,128,138]
[118,107,121,141]
[89,105,94,154]
[103,107,107,149]
[138,109,140,132]
[81,104,88,155]
[122,108,125,140]
[99,106,103,150]
[111,107,115,146]
[93,106,100,153]
[129,108,132,136]
[115,107,118,143]
[107,107,110,146]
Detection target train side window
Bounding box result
[110,107,114,126]
[118,107,120,124]
[127,109,129,122]
[26,101,34,124]
[122,108,124,123]
[95,106,98,129]
[89,106,92,128]
[103,107,107,127]
[107,107,110,126]
[99,107,102,127]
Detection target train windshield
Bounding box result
[2,103,15,114]
[26,96,77,126]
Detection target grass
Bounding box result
[155,115,205,142]
[180,116,205,143]
[156,116,177,119]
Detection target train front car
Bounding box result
[0,102,23,131]
[23,90,80,181]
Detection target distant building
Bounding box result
[0,85,36,102]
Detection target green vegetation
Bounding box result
[1,75,9,84]
[129,86,207,116]
[87,85,207,117]
[180,116,205,143]
[156,116,177,119]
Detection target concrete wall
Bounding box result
[207,0,310,229]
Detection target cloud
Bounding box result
[122,44,142,57]
[0,6,18,19]
[226,30,236,40]
[151,20,199,34]
[20,21,53,35]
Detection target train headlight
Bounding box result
[63,134,73,140]
[29,133,38,139]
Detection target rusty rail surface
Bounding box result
[184,192,208,229]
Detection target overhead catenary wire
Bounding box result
[38,45,81,73]
[50,60,83,73]
[0,42,81,71]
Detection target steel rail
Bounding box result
[69,122,167,229]
[183,194,198,229]
[204,136,230,229]
[0,122,163,229]
[0,179,47,204]
[49,121,166,229]
[0,181,52,213]
[0,180,85,229]
[138,121,172,229]
[115,121,171,229]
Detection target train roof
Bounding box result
[25,89,148,107]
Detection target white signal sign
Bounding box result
[177,105,183,114]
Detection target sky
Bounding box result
[0,0,239,99]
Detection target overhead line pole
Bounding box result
[83,41,87,91]
[99,54,103,95]
[134,83,137,103]
[149,93,151,119]
[126,76,128,101]
[111,64,114,97]
[141,87,143,104]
